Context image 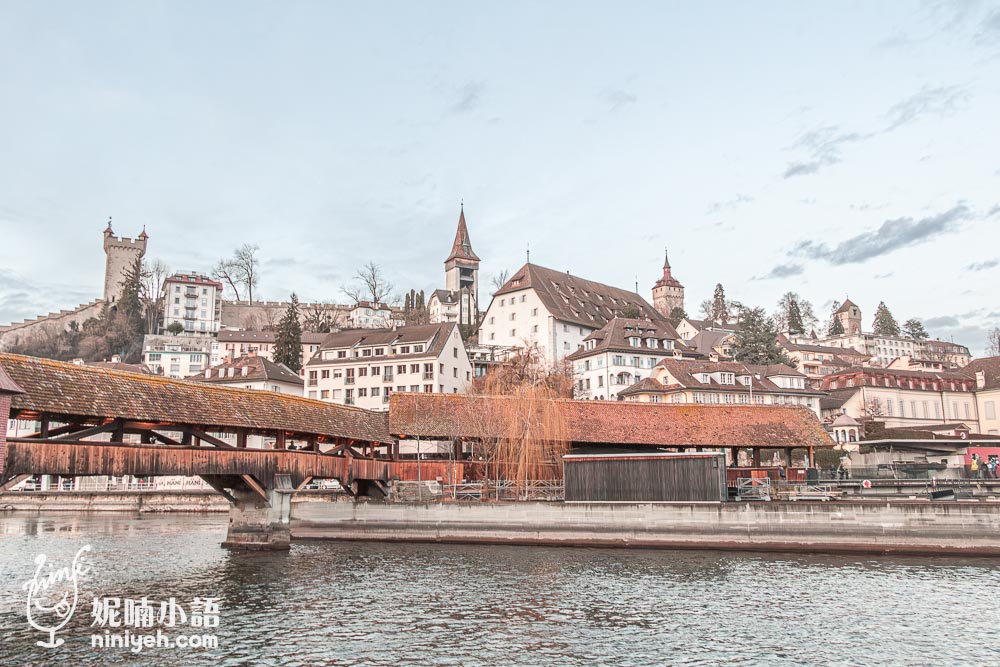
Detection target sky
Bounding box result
[1,1,998,352]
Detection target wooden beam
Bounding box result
[238,474,270,506]
[23,422,85,439]
[149,431,184,447]
[52,422,118,441]
[294,475,315,492]
[198,475,237,504]
[0,474,31,493]
[187,428,235,449]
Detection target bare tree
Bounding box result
[303,302,344,333]
[491,269,510,294]
[342,261,394,305]
[142,259,169,334]
[988,327,1000,357]
[212,259,242,302]
[234,243,260,302]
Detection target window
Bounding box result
[358,388,367,397]
[489,317,495,325]
[629,337,640,347]
[520,295,526,303]
[337,351,347,359]
[345,389,354,405]
[372,387,380,396]
[414,345,424,353]
[987,401,997,420]
[411,363,420,374]
[358,367,368,377]
[320,390,329,399]
[509,313,516,321]
[345,369,355,384]
[500,299,505,306]
[321,370,330,379]
[398,365,406,375]
[510,329,516,337]
[372,366,381,376]
[531,308,538,316]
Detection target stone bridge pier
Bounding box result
[222,488,293,551]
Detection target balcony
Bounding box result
[344,397,355,406]
[422,372,433,380]
[382,395,390,403]
[344,378,355,385]
[307,379,318,387]
[383,375,394,383]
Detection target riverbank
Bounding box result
[292,499,1000,557]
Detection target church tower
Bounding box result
[102,219,148,305]
[835,299,862,335]
[652,248,684,318]
[444,206,480,326]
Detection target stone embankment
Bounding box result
[292,500,1000,556]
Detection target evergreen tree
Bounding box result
[711,283,729,323]
[667,306,687,328]
[828,316,845,335]
[732,307,796,367]
[872,301,900,336]
[787,299,805,335]
[902,318,929,340]
[619,304,642,319]
[274,293,303,372]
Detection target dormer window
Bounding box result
[629,337,641,347]
[720,372,734,385]
[646,338,658,349]
[699,373,710,383]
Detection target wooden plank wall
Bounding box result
[564,455,727,502]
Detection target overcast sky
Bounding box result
[1,1,998,352]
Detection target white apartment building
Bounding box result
[189,354,304,396]
[566,317,698,400]
[142,334,213,379]
[305,323,472,411]
[348,302,402,329]
[477,263,665,366]
[162,273,223,335]
[965,358,1000,436]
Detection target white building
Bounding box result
[348,302,402,329]
[162,273,223,335]
[619,358,825,418]
[305,323,472,411]
[477,263,665,367]
[188,354,304,396]
[142,334,213,379]
[566,317,698,400]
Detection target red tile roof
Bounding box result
[218,330,329,345]
[493,263,664,329]
[445,208,480,263]
[965,356,1000,391]
[189,355,304,386]
[565,317,689,361]
[389,393,833,449]
[0,354,391,443]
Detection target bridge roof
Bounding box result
[0,354,391,444]
[389,393,833,449]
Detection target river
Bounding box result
[0,513,998,666]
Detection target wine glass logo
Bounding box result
[22,545,92,648]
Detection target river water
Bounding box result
[1,513,998,666]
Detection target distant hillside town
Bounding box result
[2,210,999,444]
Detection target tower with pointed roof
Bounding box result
[444,205,480,326]
[102,219,148,305]
[651,248,684,318]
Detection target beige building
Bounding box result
[142,334,213,379]
[217,330,328,368]
[348,302,402,329]
[777,334,869,387]
[619,358,824,418]
[966,357,1000,436]
[305,323,472,411]
[819,367,979,432]
[478,263,664,366]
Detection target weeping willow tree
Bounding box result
[464,346,573,496]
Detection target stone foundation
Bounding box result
[222,489,292,551]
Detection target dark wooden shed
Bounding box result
[563,452,727,502]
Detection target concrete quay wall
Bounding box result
[0,491,230,513]
[291,500,1000,556]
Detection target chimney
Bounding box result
[111,354,122,364]
[709,352,719,363]
[204,369,211,378]
[976,370,986,390]
[242,366,249,377]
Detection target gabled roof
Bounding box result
[306,323,460,365]
[86,361,154,374]
[445,208,479,263]
[0,361,24,395]
[493,263,664,329]
[429,289,459,306]
[565,317,687,360]
[689,329,738,356]
[965,356,1000,390]
[0,354,391,443]
[389,393,833,449]
[621,359,823,397]
[190,355,304,386]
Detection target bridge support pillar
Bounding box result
[222,488,292,551]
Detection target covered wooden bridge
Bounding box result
[0,354,408,549]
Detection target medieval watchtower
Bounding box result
[652,248,685,318]
[103,220,148,304]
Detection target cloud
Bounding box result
[967,258,999,271]
[925,315,960,328]
[989,204,1000,216]
[783,126,868,178]
[874,272,895,279]
[976,9,1000,43]
[752,263,804,280]
[791,204,971,265]
[601,88,637,111]
[885,85,969,130]
[450,81,484,114]
[706,193,753,214]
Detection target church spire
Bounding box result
[663,247,671,270]
[445,205,480,263]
